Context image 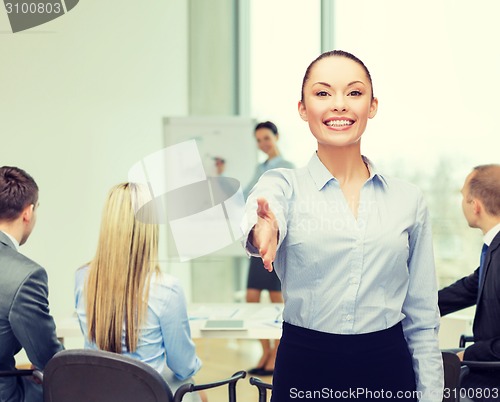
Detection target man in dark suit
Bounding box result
[0,166,63,402]
[439,164,500,401]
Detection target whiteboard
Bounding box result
[163,116,257,188]
[162,116,257,259]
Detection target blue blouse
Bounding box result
[242,152,443,401]
[243,155,294,198]
[74,266,201,381]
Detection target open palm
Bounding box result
[251,198,279,272]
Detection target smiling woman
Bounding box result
[242,50,443,401]
[298,51,378,163]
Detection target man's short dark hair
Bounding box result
[0,166,39,221]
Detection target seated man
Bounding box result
[439,164,500,402]
[0,166,63,402]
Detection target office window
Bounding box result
[329,0,500,286]
[249,0,321,168]
[245,0,499,292]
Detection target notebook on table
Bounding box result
[201,319,248,331]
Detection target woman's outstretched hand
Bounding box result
[250,198,278,272]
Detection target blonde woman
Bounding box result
[74,183,203,402]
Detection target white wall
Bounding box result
[0,1,189,317]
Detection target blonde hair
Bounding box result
[85,183,160,353]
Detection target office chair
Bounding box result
[0,368,43,381]
[249,353,462,402]
[457,334,500,402]
[459,334,500,373]
[0,369,36,378]
[249,377,272,402]
[0,369,43,383]
[42,349,246,402]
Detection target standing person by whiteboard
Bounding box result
[244,121,294,376]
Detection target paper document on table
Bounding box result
[250,305,282,321]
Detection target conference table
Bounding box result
[55,303,284,342]
[55,303,472,345]
[9,303,467,367]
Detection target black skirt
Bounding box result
[271,321,417,401]
[247,256,281,291]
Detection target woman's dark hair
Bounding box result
[300,50,374,102]
[255,121,278,136]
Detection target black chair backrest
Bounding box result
[249,377,272,402]
[43,349,174,402]
[442,351,461,402]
